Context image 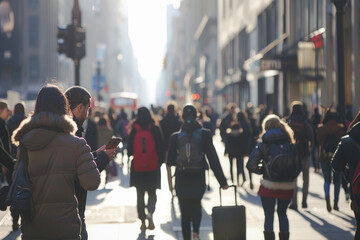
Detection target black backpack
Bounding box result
[321,132,338,160]
[264,142,301,182]
[176,128,204,172]
[6,143,33,221]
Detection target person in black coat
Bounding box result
[167,105,228,240]
[7,103,26,158]
[128,107,165,231]
[332,117,360,240]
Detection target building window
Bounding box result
[29,16,39,47]
[28,0,39,9]
[29,55,39,80]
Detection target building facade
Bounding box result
[58,0,141,103]
[165,0,219,110]
[217,0,360,117]
[0,0,58,100]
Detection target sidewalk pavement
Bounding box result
[0,131,357,239]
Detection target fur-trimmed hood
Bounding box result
[12,112,77,150]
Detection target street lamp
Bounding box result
[331,0,349,123]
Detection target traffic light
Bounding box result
[74,26,86,59]
[192,93,200,101]
[57,25,74,58]
[57,25,86,60]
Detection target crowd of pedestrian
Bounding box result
[0,82,359,240]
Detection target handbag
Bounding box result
[6,142,33,221]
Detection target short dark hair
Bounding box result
[0,100,8,110]
[34,84,70,116]
[14,103,25,115]
[64,86,91,110]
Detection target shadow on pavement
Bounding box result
[86,187,112,206]
[117,165,130,188]
[238,189,262,207]
[136,230,154,240]
[2,229,21,240]
[298,210,355,239]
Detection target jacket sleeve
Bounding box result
[203,130,228,187]
[166,133,178,166]
[247,142,265,174]
[331,138,346,172]
[94,151,110,173]
[153,126,165,165]
[127,127,136,157]
[76,138,101,191]
[305,121,315,148]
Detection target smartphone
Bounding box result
[105,137,122,149]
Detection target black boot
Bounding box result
[279,231,290,240]
[333,201,339,211]
[325,197,332,212]
[263,230,275,240]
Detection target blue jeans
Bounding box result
[320,160,341,203]
[261,197,291,231]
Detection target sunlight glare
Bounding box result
[128,0,168,103]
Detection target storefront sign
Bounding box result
[260,58,281,71]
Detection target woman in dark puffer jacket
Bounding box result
[332,112,360,240]
[247,114,296,240]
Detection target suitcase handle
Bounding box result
[219,184,237,206]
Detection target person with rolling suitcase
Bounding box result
[167,105,228,240]
[247,114,301,240]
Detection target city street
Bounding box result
[0,131,356,240]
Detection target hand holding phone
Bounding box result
[106,137,122,149]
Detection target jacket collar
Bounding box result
[12,112,77,147]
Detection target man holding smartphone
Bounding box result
[65,86,118,240]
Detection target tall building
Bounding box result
[57,0,140,103]
[0,0,58,99]
[165,0,218,110]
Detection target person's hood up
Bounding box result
[262,128,288,144]
[349,122,360,142]
[12,112,77,151]
[7,113,26,125]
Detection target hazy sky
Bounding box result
[128,0,180,103]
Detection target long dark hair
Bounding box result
[134,107,154,129]
[34,84,70,116]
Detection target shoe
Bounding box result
[250,182,254,190]
[12,223,19,231]
[334,202,339,211]
[263,230,275,240]
[302,202,307,209]
[147,214,155,230]
[289,204,298,211]
[279,231,290,240]
[346,193,350,202]
[140,221,146,230]
[193,232,201,240]
[326,197,332,212]
[240,180,246,187]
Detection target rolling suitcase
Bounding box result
[212,185,246,240]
